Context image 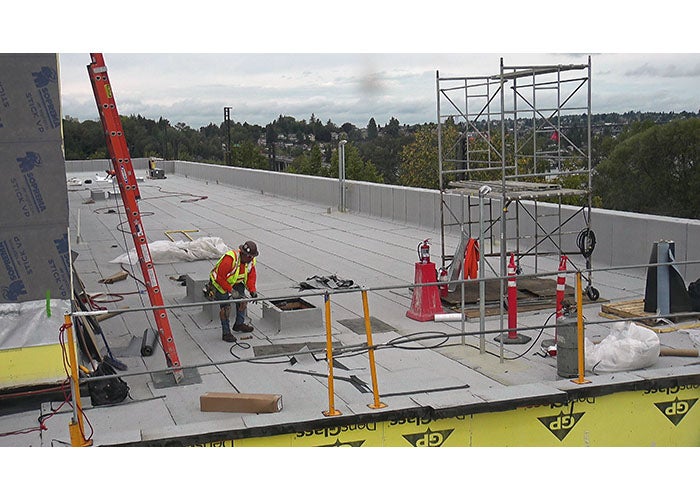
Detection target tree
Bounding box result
[398,122,459,189]
[357,134,411,184]
[288,144,325,177]
[330,143,383,183]
[367,118,378,139]
[63,117,105,160]
[235,140,268,169]
[384,117,400,137]
[593,118,700,218]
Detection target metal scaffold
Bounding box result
[437,55,599,303]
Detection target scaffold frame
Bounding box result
[437,55,598,301]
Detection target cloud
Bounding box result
[625,62,700,78]
[57,53,700,128]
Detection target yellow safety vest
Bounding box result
[210,250,256,293]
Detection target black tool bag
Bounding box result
[87,361,129,406]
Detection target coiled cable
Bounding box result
[577,228,596,259]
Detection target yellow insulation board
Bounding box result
[0,343,67,389]
[206,384,700,447]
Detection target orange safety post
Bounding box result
[495,253,530,344]
[507,253,518,339]
[322,293,341,417]
[572,272,591,385]
[64,314,93,447]
[361,289,387,410]
[555,255,568,322]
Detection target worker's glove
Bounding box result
[202,282,216,301]
[249,292,258,299]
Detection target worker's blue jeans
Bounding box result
[214,282,247,326]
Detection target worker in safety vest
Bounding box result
[209,240,259,342]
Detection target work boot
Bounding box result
[233,322,254,333]
[222,332,237,343]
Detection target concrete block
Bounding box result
[90,189,110,201]
[185,273,210,302]
[184,273,218,322]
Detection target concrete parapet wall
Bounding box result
[65,158,155,174]
[66,159,700,279]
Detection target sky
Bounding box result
[6,3,700,130]
[56,53,700,129]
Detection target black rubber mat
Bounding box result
[150,367,202,389]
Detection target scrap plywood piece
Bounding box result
[600,299,650,321]
[98,270,129,284]
[444,276,603,317]
[599,298,700,333]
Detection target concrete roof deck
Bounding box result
[2,169,700,448]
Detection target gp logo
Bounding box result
[654,397,697,426]
[320,439,365,447]
[402,427,454,447]
[538,411,585,441]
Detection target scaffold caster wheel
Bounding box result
[586,285,600,301]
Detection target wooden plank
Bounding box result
[599,298,700,332]
[600,299,650,319]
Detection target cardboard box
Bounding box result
[200,392,283,413]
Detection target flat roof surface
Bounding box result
[2,169,700,450]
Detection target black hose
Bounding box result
[577,228,596,259]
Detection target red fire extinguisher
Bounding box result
[418,239,431,264]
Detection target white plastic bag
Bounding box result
[110,236,230,264]
[585,321,660,373]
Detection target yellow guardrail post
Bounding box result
[361,289,387,410]
[572,272,591,385]
[322,292,341,417]
[65,313,93,446]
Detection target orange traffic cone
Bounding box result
[493,253,531,344]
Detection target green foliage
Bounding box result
[398,122,459,189]
[63,117,106,160]
[232,141,268,169]
[357,134,411,184]
[62,110,700,220]
[593,118,700,218]
[367,118,378,139]
[288,144,327,177]
[330,143,383,183]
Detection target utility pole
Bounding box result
[338,140,347,212]
[224,106,232,166]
